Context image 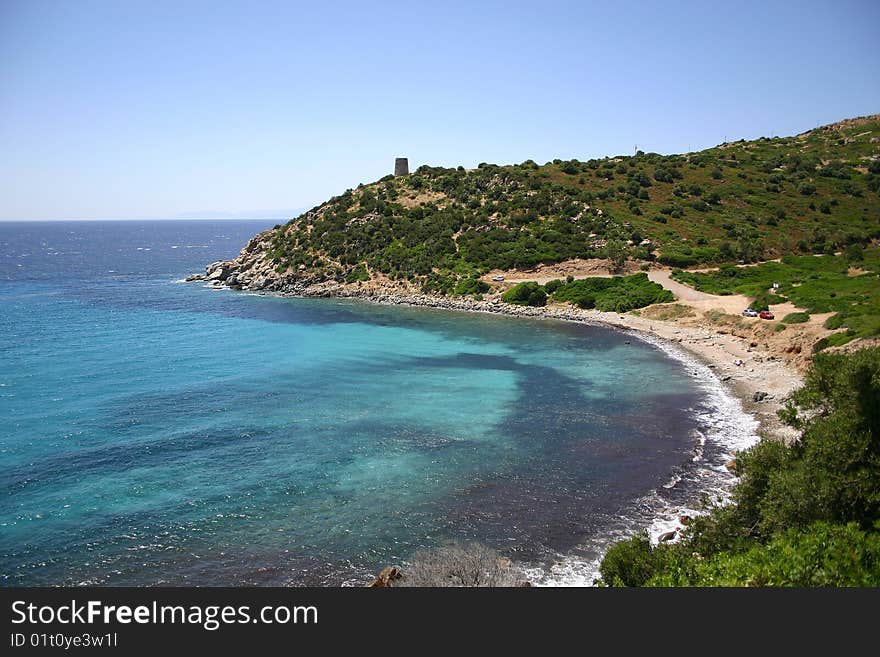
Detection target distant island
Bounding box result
[190,115,880,586]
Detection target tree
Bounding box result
[399,543,526,587]
[605,239,628,273]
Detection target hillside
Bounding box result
[202,114,880,298]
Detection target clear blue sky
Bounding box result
[1,0,878,220]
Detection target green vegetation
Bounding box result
[550,273,673,311]
[343,263,370,283]
[500,274,673,311]
[781,311,810,324]
[453,277,490,296]
[259,115,880,295]
[501,282,547,306]
[599,348,880,586]
[671,249,880,346]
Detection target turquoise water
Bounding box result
[1,221,725,586]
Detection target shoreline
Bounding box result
[215,282,802,444]
[196,279,803,584]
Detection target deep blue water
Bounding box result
[0,220,733,586]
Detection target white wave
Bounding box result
[530,333,760,586]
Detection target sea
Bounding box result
[0,220,758,586]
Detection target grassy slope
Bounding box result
[672,248,880,345]
[263,115,880,295]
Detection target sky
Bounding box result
[1,0,878,220]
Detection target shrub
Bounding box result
[650,522,880,587]
[502,282,547,306]
[453,277,490,296]
[599,533,657,586]
[399,542,526,587]
[798,182,816,195]
[781,312,810,324]
[601,348,880,586]
[750,292,775,312]
[654,168,673,183]
[846,244,865,261]
[344,264,370,283]
[543,279,563,295]
[552,273,673,312]
[658,252,698,268]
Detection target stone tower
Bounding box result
[394,157,409,176]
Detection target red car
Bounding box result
[759,310,775,320]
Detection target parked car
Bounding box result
[742,308,758,317]
[759,310,775,320]
[491,275,505,282]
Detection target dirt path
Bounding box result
[481,258,642,285]
[487,260,796,318]
[647,270,753,312]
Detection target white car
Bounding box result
[742,308,758,317]
[491,275,505,282]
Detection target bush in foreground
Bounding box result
[600,348,880,586]
[398,542,526,587]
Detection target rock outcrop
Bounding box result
[368,566,403,588]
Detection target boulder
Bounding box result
[368,565,403,588]
[207,266,229,282]
[658,531,677,543]
[752,390,769,402]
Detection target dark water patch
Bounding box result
[0,425,279,494]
